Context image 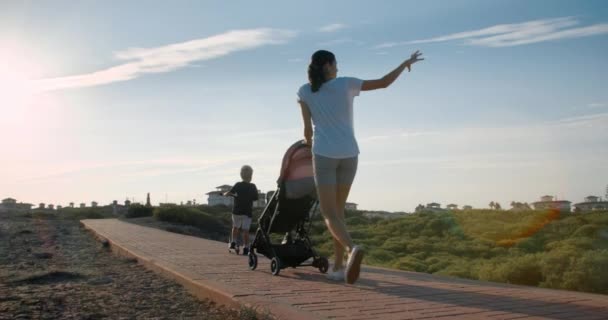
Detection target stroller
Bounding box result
[247,140,329,276]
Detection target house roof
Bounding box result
[574,201,608,206]
[532,200,571,204]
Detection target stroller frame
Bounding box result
[247,142,329,276]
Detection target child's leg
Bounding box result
[231,214,240,246]
[241,216,252,247]
[231,227,239,245]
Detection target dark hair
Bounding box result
[308,50,335,93]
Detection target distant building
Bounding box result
[124,199,131,207]
[532,195,571,212]
[345,202,358,211]
[0,198,16,212]
[574,195,608,212]
[57,205,62,210]
[415,202,446,213]
[48,204,55,210]
[362,211,408,219]
[91,201,98,208]
[462,205,473,210]
[446,204,458,210]
[69,202,75,208]
[80,203,86,208]
[16,203,33,211]
[39,203,45,209]
[1,198,33,213]
[206,185,233,207]
[206,185,266,208]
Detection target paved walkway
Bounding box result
[81,219,608,320]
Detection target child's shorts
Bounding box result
[232,214,252,230]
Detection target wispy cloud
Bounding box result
[375,17,608,48]
[317,38,364,47]
[319,23,347,33]
[588,102,607,108]
[35,28,296,92]
[14,155,262,183]
[360,131,440,142]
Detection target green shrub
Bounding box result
[126,204,153,218]
[153,206,229,239]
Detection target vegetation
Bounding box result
[148,204,608,294]
[152,205,232,240]
[125,204,154,218]
[22,202,606,294]
[308,209,608,294]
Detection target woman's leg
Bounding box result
[333,183,352,270]
[317,184,354,254]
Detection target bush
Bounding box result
[126,204,153,218]
[153,206,229,239]
[59,207,114,220]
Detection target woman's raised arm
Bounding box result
[362,50,423,91]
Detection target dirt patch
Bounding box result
[0,212,270,320]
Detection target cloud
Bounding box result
[317,38,364,47]
[588,102,607,108]
[360,131,440,142]
[375,17,608,48]
[14,155,262,183]
[319,23,347,33]
[34,28,296,92]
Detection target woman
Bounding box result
[297,49,423,284]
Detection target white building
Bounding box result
[206,185,234,207]
[0,198,33,213]
[345,202,358,211]
[532,195,571,212]
[415,202,446,213]
[574,195,608,212]
[206,185,267,208]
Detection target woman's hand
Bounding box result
[405,50,424,72]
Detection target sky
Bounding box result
[1,0,607,212]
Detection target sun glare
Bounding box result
[0,50,43,112]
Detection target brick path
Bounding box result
[81,219,608,320]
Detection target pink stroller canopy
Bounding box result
[278,140,316,199]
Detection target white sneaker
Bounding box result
[345,245,364,284]
[326,268,345,281]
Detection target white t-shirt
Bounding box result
[297,77,363,159]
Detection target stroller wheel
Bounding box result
[248,252,258,270]
[317,257,329,274]
[270,257,282,276]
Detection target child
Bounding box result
[224,165,259,255]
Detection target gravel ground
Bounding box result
[0,211,269,320]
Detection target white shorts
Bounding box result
[232,214,252,230]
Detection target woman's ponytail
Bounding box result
[307,50,335,93]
